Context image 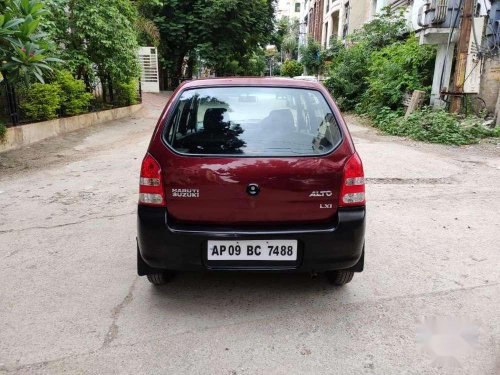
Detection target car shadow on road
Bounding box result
[154,271,339,291]
[143,271,354,318]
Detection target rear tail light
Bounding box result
[139,154,166,207]
[339,152,365,207]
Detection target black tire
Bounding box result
[325,270,354,286]
[146,271,175,285]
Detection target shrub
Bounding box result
[372,107,404,133]
[460,116,500,139]
[115,80,139,106]
[20,83,62,121]
[242,50,267,76]
[0,122,6,143]
[280,59,304,77]
[299,37,322,75]
[373,107,500,145]
[323,43,371,111]
[321,38,344,63]
[55,71,93,116]
[349,8,407,49]
[358,37,436,116]
[323,9,410,111]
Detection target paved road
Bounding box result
[1,93,499,374]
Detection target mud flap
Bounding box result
[137,242,165,276]
[347,246,364,272]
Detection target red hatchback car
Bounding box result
[137,77,365,286]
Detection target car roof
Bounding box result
[180,77,323,90]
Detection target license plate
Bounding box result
[207,240,298,261]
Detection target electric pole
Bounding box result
[450,0,474,113]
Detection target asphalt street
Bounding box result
[0,93,499,374]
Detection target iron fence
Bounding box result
[0,82,20,126]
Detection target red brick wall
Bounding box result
[309,0,323,43]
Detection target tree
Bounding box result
[198,0,275,76]
[0,0,59,84]
[42,0,92,82]
[270,17,290,50]
[135,0,161,47]
[282,35,297,60]
[140,0,275,86]
[44,0,140,101]
[281,19,299,60]
[270,17,299,61]
[137,0,200,86]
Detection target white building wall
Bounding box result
[277,0,302,20]
[369,0,390,19]
[322,0,342,47]
[298,0,311,53]
[301,0,394,50]
[464,17,486,93]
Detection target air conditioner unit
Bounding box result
[418,0,461,28]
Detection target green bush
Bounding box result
[115,80,139,106]
[323,43,371,111]
[358,37,435,116]
[280,59,304,77]
[372,107,404,132]
[349,8,407,49]
[321,38,344,63]
[0,122,6,143]
[55,71,93,116]
[20,83,62,121]
[242,50,267,76]
[373,107,500,145]
[323,9,410,111]
[299,37,322,75]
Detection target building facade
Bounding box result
[322,0,343,47]
[303,0,325,43]
[299,0,498,117]
[300,0,390,49]
[408,0,497,108]
[277,0,303,20]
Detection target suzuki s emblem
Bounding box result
[247,183,260,196]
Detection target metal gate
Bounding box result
[139,47,160,93]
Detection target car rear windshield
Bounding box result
[164,86,342,156]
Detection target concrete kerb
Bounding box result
[0,104,142,153]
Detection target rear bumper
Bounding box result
[137,206,366,273]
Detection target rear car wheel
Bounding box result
[326,270,354,286]
[146,272,175,285]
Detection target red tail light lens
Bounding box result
[339,152,365,207]
[139,154,166,206]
